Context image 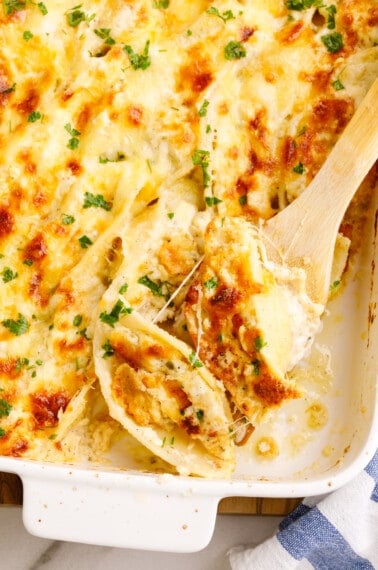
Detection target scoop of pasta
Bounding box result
[93,305,235,478]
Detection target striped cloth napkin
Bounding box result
[228,450,378,569]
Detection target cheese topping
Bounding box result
[0,0,376,476]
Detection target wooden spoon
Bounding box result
[263,78,378,305]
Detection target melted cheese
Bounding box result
[0,0,376,475]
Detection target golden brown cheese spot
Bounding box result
[177,47,214,103]
[112,363,164,427]
[282,136,298,168]
[312,98,353,134]
[16,87,39,115]
[23,232,48,262]
[66,159,82,176]
[0,206,14,237]
[10,439,29,457]
[30,391,70,428]
[76,103,92,132]
[0,358,21,379]
[18,149,37,174]
[29,271,49,307]
[240,26,255,42]
[253,374,297,406]
[210,286,241,310]
[56,337,87,353]
[277,21,305,44]
[32,189,48,208]
[157,235,197,278]
[127,105,143,126]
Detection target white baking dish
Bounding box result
[0,187,377,553]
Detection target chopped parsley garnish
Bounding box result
[167,212,174,219]
[23,259,33,266]
[73,314,82,327]
[66,5,94,27]
[206,124,212,133]
[15,357,29,371]
[23,30,34,40]
[2,313,29,336]
[3,0,25,15]
[83,191,112,211]
[35,359,43,366]
[94,28,116,45]
[118,283,128,294]
[321,32,343,53]
[326,4,336,29]
[0,83,16,95]
[67,8,86,27]
[64,123,81,150]
[0,399,12,418]
[138,274,167,297]
[254,336,267,352]
[0,428,6,437]
[224,41,246,60]
[61,213,75,225]
[27,111,42,123]
[332,79,345,91]
[330,279,340,293]
[153,0,169,8]
[198,99,209,117]
[206,6,235,23]
[37,1,48,15]
[251,359,260,376]
[204,276,218,290]
[239,195,247,205]
[285,0,324,10]
[78,327,90,340]
[192,149,210,187]
[1,267,18,283]
[189,351,203,368]
[99,151,126,163]
[123,40,151,70]
[205,196,222,207]
[78,235,93,248]
[196,409,204,421]
[293,162,305,174]
[99,299,132,327]
[102,340,114,358]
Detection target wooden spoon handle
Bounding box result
[264,78,378,303]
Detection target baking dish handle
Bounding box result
[20,471,221,552]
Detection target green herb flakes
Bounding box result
[204,276,218,290]
[192,149,211,187]
[0,399,12,418]
[78,235,93,249]
[23,30,34,40]
[189,351,203,368]
[99,299,132,327]
[224,41,246,60]
[332,79,345,91]
[102,340,115,358]
[2,313,29,336]
[321,32,343,53]
[123,40,151,70]
[206,6,235,23]
[1,267,18,283]
[293,162,305,174]
[94,28,116,45]
[61,213,75,225]
[83,191,112,211]
[27,111,42,123]
[198,99,209,117]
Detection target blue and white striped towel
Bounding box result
[229,450,378,569]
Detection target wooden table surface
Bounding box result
[0,471,301,515]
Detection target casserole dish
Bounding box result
[0,182,376,553]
